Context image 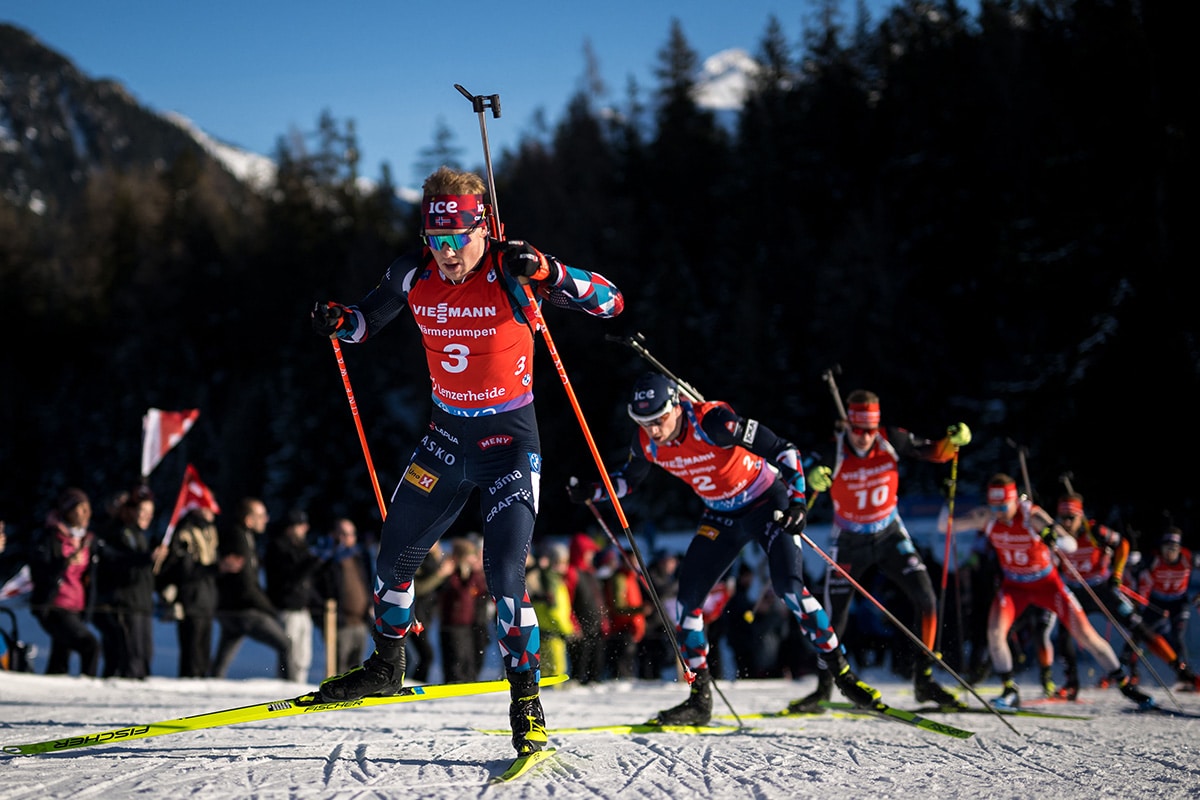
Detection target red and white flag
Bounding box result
[141,408,200,478]
[0,564,32,600]
[162,463,221,546]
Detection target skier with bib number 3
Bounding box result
[311,166,624,756]
[567,373,882,725]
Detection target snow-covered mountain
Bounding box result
[176,47,760,200]
[695,48,760,110]
[163,111,277,192]
[1,21,758,217]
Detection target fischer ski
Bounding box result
[821,701,975,739]
[911,705,1093,720]
[3,674,568,756]
[716,707,874,721]
[1125,704,1200,720]
[478,722,743,736]
[491,748,557,783]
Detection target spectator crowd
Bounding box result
[1,483,1197,700]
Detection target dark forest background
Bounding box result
[0,0,1195,557]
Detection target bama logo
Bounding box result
[403,463,439,494]
[478,434,513,451]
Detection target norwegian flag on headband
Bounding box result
[162,464,221,546]
[141,408,200,478]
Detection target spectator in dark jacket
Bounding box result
[265,509,323,683]
[438,536,490,683]
[566,533,607,685]
[211,498,291,679]
[158,506,220,677]
[94,486,166,678]
[29,488,100,676]
[316,518,374,674]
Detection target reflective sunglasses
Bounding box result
[849,426,878,436]
[423,220,483,251]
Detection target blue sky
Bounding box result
[7,2,932,188]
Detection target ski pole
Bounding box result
[1119,583,1162,613]
[454,84,706,702]
[794,521,1022,735]
[576,486,646,580]
[934,449,960,656]
[577,484,685,630]
[1006,438,1034,500]
[820,365,849,424]
[330,337,387,521]
[606,333,705,402]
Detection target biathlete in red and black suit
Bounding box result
[796,389,970,713]
[950,474,1153,710]
[1037,493,1196,698]
[1127,528,1199,690]
[568,372,882,726]
[312,165,623,756]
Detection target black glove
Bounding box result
[500,240,558,282]
[566,477,594,504]
[1107,574,1122,590]
[779,502,808,534]
[1039,526,1057,546]
[312,301,356,337]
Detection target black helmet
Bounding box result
[628,372,680,424]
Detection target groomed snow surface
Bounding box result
[3,666,1198,799]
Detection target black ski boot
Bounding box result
[992,679,1020,710]
[509,670,548,755]
[652,668,713,725]
[1172,659,1199,691]
[318,631,405,702]
[832,662,882,709]
[1114,669,1155,709]
[788,668,833,714]
[1056,669,1079,701]
[914,666,966,709]
[1039,665,1057,699]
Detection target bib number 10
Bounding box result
[854,485,889,510]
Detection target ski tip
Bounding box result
[490,747,556,783]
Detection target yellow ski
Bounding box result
[4,674,568,756]
[491,747,557,783]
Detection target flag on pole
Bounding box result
[141,408,200,478]
[0,565,32,600]
[162,464,221,548]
